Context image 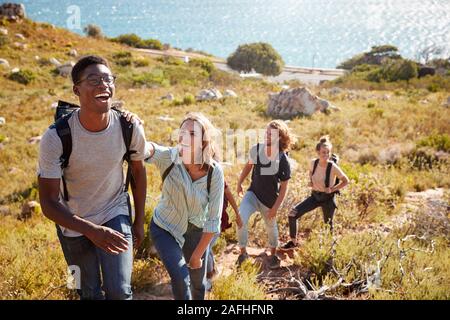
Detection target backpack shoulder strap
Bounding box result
[256,143,260,165]
[312,158,319,176]
[325,161,333,188]
[115,109,136,191]
[162,162,175,184]
[53,113,73,201]
[206,164,215,195]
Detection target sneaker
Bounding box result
[206,268,217,280]
[236,252,248,267]
[268,255,281,270]
[281,240,297,250]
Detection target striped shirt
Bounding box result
[145,143,224,247]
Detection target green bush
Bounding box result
[182,93,195,105]
[83,24,103,38]
[110,33,162,50]
[8,69,36,85]
[227,42,284,76]
[189,58,215,74]
[157,55,183,66]
[338,44,401,70]
[0,35,7,48]
[133,57,150,67]
[417,133,450,152]
[131,69,169,87]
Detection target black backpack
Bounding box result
[50,100,136,220]
[312,153,340,194]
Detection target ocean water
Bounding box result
[13,0,450,68]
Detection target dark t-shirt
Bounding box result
[248,143,291,208]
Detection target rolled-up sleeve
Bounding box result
[37,128,63,179]
[203,163,225,234]
[144,142,175,172]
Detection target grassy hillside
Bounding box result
[0,18,449,300]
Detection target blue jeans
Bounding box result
[237,191,279,248]
[207,233,220,274]
[56,214,133,300]
[150,218,208,300]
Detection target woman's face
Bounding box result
[179,120,204,165]
[265,125,279,147]
[318,146,331,161]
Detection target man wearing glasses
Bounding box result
[38,55,148,300]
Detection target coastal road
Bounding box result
[135,48,347,85]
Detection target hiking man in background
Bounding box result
[38,55,148,300]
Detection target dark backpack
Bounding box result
[312,153,340,193]
[161,161,215,197]
[51,100,136,220]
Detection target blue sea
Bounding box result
[11,0,450,68]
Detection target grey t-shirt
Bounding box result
[38,109,148,237]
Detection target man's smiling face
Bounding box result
[74,63,115,114]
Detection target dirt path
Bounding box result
[134,188,448,300]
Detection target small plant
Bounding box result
[83,24,103,38]
[8,69,36,85]
[182,93,195,105]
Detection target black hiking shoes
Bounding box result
[268,255,281,269]
[236,252,248,267]
[281,240,297,250]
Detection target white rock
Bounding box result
[329,87,343,96]
[0,117,5,125]
[15,33,25,40]
[49,57,61,66]
[224,89,238,98]
[443,96,450,108]
[0,58,9,68]
[20,201,40,220]
[157,115,174,122]
[161,93,174,101]
[13,42,27,50]
[196,88,223,101]
[57,62,75,77]
[11,67,19,73]
[267,87,338,118]
[0,27,7,35]
[68,49,78,57]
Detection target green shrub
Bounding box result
[8,69,36,85]
[182,93,195,105]
[133,57,150,67]
[131,69,169,87]
[110,33,162,50]
[189,57,215,74]
[417,133,450,152]
[211,260,266,299]
[83,24,103,38]
[157,56,183,66]
[227,42,284,76]
[0,35,7,47]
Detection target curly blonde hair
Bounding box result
[267,120,293,152]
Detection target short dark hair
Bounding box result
[71,55,110,84]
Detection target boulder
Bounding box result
[0,27,7,35]
[224,89,238,98]
[0,3,26,21]
[68,49,78,57]
[15,33,25,40]
[49,57,61,66]
[0,116,5,125]
[13,42,27,50]
[328,87,343,96]
[160,93,174,101]
[443,96,450,108]
[196,88,223,101]
[56,61,75,77]
[20,201,40,220]
[28,135,42,144]
[0,58,9,68]
[0,205,11,216]
[267,87,338,118]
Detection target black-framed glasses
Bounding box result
[76,74,117,86]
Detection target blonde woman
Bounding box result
[236,120,293,269]
[145,112,224,300]
[281,136,349,249]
